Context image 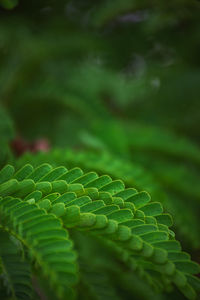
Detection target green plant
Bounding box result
[1,0,200,299]
[0,163,200,300]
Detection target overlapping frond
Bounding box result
[0,166,78,299]
[15,150,162,199]
[16,148,200,248]
[125,124,200,248]
[126,124,200,165]
[0,163,200,299]
[0,229,32,299]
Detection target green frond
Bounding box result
[0,191,78,299]
[126,124,200,165]
[0,163,200,299]
[1,2,200,299]
[0,229,32,300]
[15,148,200,248]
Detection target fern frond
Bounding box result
[1,163,200,299]
[127,124,200,165]
[15,149,200,248]
[79,266,122,300]
[15,150,163,200]
[0,195,78,299]
[125,124,200,248]
[0,229,32,300]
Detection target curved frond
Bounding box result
[0,163,200,299]
[0,229,32,300]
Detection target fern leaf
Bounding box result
[1,163,200,300]
[0,229,32,300]
[0,196,78,299]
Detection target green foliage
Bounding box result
[0,163,200,300]
[1,0,200,299]
[15,143,200,250]
[0,229,32,299]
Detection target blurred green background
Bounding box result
[0,0,200,276]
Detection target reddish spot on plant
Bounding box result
[11,137,50,157]
[32,139,50,153]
